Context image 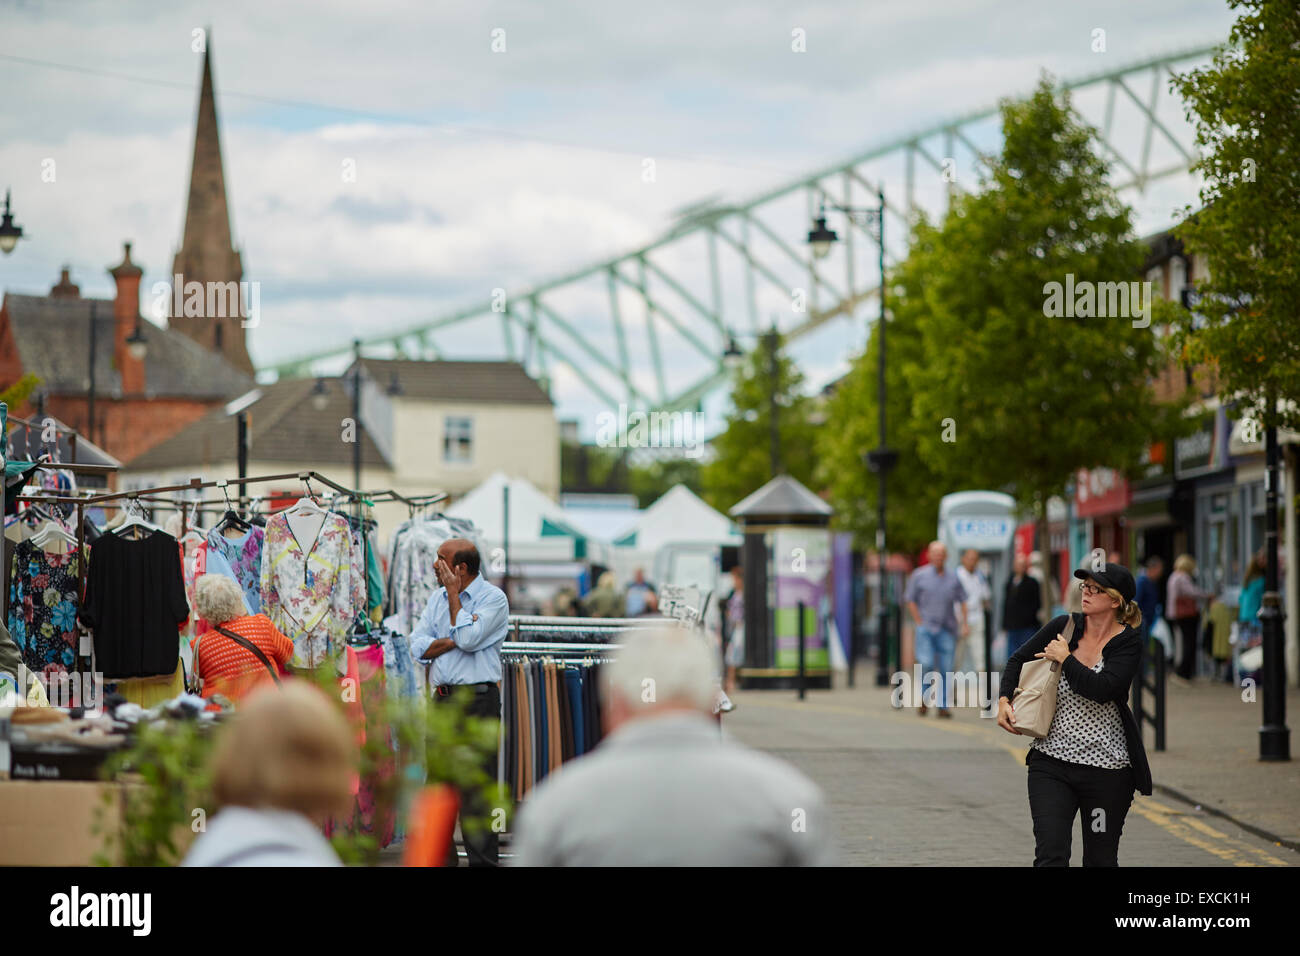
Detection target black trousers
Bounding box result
[1026,749,1135,866]
[433,683,501,867]
[1173,616,1199,679]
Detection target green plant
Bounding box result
[94,662,507,867]
[92,718,216,867]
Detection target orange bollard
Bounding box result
[401,784,461,867]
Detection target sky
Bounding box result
[0,0,1238,435]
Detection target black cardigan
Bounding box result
[998,613,1153,795]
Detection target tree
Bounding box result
[1170,0,1300,733]
[700,330,816,513]
[897,79,1186,576]
[1169,0,1300,430]
[0,374,41,416]
[817,298,944,556]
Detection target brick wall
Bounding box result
[41,395,221,467]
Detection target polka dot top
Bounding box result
[1031,658,1130,769]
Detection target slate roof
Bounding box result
[357,358,552,406]
[2,293,254,399]
[729,474,833,522]
[125,377,389,470]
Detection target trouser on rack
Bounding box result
[433,682,502,867]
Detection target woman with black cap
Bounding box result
[995,562,1153,866]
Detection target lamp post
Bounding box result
[0,189,23,255]
[87,303,98,445]
[351,339,362,491]
[808,189,897,686]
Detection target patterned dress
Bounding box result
[206,525,265,614]
[8,539,83,677]
[259,512,365,668]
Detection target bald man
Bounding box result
[409,538,510,866]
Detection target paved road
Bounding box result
[723,683,1295,867]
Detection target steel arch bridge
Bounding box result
[268,43,1218,415]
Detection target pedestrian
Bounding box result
[190,575,294,702]
[182,681,355,866]
[1236,551,1267,682]
[624,567,657,617]
[511,627,833,865]
[1134,555,1164,641]
[409,539,509,866]
[581,571,624,618]
[723,565,745,694]
[955,549,992,673]
[1166,554,1206,680]
[1003,553,1041,656]
[904,541,969,717]
[996,562,1152,866]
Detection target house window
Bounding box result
[444,416,473,464]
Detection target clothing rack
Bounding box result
[8,470,445,671]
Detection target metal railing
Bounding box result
[1132,635,1168,751]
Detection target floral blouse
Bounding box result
[8,539,83,677]
[206,525,265,614]
[260,512,365,668]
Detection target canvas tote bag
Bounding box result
[1011,614,1076,738]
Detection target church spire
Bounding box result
[171,35,254,374]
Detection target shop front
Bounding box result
[1075,467,1132,566]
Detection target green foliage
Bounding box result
[895,79,1186,514]
[626,456,703,508]
[562,439,703,508]
[816,309,944,555]
[94,662,505,867]
[0,373,42,416]
[1168,0,1300,428]
[700,330,817,513]
[92,718,216,867]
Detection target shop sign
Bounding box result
[1175,409,1229,479]
[1074,467,1131,518]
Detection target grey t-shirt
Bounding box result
[904,564,969,633]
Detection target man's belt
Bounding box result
[434,682,494,697]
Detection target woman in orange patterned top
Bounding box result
[192,575,294,702]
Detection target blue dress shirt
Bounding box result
[408,575,509,687]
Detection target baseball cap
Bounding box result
[1074,563,1136,603]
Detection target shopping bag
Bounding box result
[1011,614,1073,738]
[1149,614,1173,660]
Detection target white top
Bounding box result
[181,807,342,867]
[956,566,991,625]
[1032,660,1130,769]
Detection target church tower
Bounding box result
[170,39,255,374]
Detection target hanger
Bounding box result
[212,480,251,534]
[115,497,160,538]
[30,519,77,553]
[179,502,207,545]
[286,476,326,515]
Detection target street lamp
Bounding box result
[125,323,148,361]
[0,189,23,255]
[807,189,896,686]
[722,333,744,371]
[310,377,329,411]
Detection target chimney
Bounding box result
[49,267,80,299]
[108,242,145,394]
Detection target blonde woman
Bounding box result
[996,562,1152,866]
[191,575,294,702]
[182,682,355,866]
[1166,554,1205,679]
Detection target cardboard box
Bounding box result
[0,777,124,865]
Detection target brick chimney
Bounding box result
[109,242,145,394]
[49,267,80,299]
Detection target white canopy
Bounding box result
[613,484,741,553]
[446,471,606,565]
